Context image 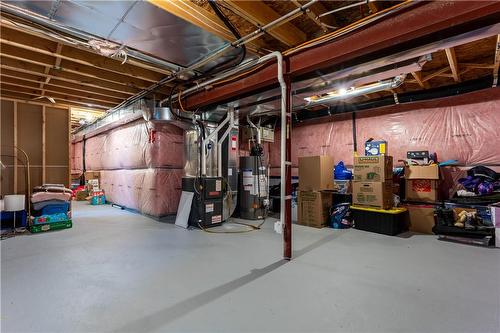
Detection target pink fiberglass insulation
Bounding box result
[70,141,84,174]
[100,168,182,217]
[269,88,500,169]
[84,119,184,170]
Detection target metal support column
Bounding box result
[283,62,292,260]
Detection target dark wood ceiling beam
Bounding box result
[222,0,307,46]
[445,47,461,82]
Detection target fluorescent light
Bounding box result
[304,76,406,106]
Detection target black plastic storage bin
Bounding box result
[351,206,409,236]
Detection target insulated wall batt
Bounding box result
[270,88,500,172]
[84,119,183,170]
[100,169,182,217]
[70,140,83,175]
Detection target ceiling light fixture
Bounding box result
[304,75,406,107]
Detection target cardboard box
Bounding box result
[365,140,387,156]
[297,191,333,228]
[352,181,393,210]
[84,171,101,182]
[333,180,352,194]
[403,204,436,234]
[405,179,439,202]
[298,156,335,191]
[75,190,89,201]
[353,155,393,182]
[404,165,439,180]
[492,205,500,248]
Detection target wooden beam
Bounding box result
[422,67,452,82]
[410,71,429,89]
[42,106,46,184]
[0,57,140,95]
[0,85,114,109]
[0,43,160,90]
[0,94,93,110]
[460,63,495,69]
[0,21,174,76]
[222,0,306,46]
[368,1,382,14]
[147,0,264,52]
[445,47,461,82]
[0,68,131,100]
[13,101,18,193]
[1,76,123,105]
[493,34,500,87]
[291,0,336,33]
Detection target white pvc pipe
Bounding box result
[202,114,231,176]
[217,111,234,177]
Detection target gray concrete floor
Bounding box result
[1,201,499,333]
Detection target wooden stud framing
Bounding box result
[13,101,18,194]
[42,105,46,183]
[445,47,461,82]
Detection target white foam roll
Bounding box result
[4,194,25,212]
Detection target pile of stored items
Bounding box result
[30,184,72,233]
[294,137,499,247]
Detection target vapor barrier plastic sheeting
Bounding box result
[270,88,500,168]
[82,119,184,170]
[70,141,83,175]
[100,168,182,217]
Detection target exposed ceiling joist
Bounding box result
[368,0,382,14]
[0,24,169,83]
[0,89,110,109]
[0,18,173,76]
[2,76,122,105]
[422,67,452,82]
[0,57,140,95]
[0,43,161,91]
[291,0,337,33]
[445,47,461,82]
[0,83,117,108]
[147,0,264,53]
[410,71,429,89]
[0,68,131,100]
[222,0,307,46]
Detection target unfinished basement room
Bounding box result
[1,1,500,332]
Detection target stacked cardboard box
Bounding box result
[297,156,334,228]
[352,155,393,209]
[404,165,440,202]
